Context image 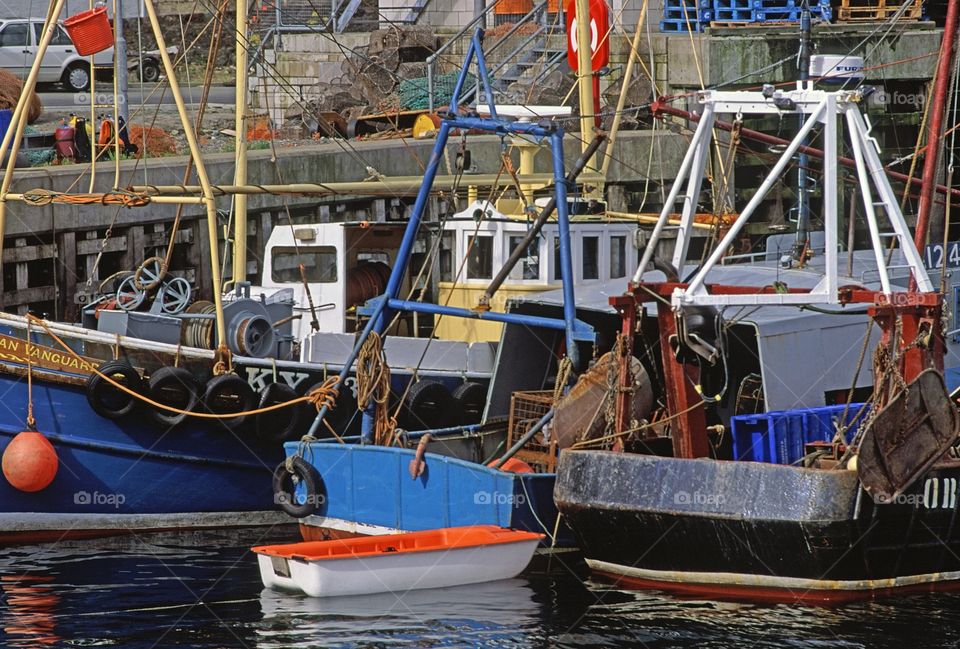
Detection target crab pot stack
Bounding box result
[711,0,832,26]
[660,0,713,32]
[837,0,922,22]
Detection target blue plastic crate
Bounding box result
[730,403,869,465]
[714,7,753,19]
[803,403,870,445]
[713,0,752,7]
[659,18,706,32]
[0,109,11,142]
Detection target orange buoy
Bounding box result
[488,457,535,474]
[2,432,58,492]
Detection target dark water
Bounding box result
[1,526,959,648]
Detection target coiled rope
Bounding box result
[20,189,152,208]
[355,332,397,445]
[26,314,338,420]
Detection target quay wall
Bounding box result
[1,130,681,320]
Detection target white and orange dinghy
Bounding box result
[252,525,543,597]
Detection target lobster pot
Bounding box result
[507,390,557,472]
[63,7,114,56]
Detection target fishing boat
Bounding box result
[0,6,588,543]
[253,525,542,597]
[273,29,616,548]
[554,79,960,603]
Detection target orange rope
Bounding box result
[25,317,35,430]
[20,189,151,208]
[26,314,339,420]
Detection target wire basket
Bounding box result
[507,391,558,473]
[64,7,114,56]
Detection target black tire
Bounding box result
[62,63,90,92]
[272,456,321,518]
[85,360,143,420]
[400,379,452,431]
[203,373,256,432]
[147,366,201,429]
[256,382,304,444]
[303,379,358,438]
[140,59,161,83]
[452,381,487,425]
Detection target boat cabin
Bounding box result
[260,201,642,345]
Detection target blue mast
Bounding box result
[304,29,591,442]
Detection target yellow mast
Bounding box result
[143,0,229,357]
[232,0,249,286]
[574,0,597,173]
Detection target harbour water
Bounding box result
[0,526,957,648]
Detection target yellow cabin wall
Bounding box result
[435,282,553,342]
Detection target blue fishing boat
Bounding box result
[273,29,602,548]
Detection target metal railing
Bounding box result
[425,0,560,111]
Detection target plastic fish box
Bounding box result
[803,403,869,445]
[730,403,868,465]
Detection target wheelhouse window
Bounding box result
[508,235,540,280]
[610,235,627,278]
[439,231,455,282]
[272,246,337,283]
[582,236,599,280]
[467,234,493,279]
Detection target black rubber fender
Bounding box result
[147,366,201,429]
[203,373,257,432]
[85,359,143,420]
[272,456,321,518]
[256,382,304,444]
[452,381,487,425]
[400,379,452,431]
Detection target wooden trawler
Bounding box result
[554,83,960,602]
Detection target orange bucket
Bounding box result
[63,7,114,56]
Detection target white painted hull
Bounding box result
[257,538,540,597]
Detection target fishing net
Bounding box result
[397,71,476,111]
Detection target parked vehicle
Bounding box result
[0,18,113,91]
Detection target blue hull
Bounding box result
[0,371,285,543]
[286,442,574,547]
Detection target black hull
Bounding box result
[555,450,960,603]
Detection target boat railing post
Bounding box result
[671,104,715,270]
[550,129,579,370]
[633,106,714,283]
[683,100,827,299]
[143,0,229,354]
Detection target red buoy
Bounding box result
[2,432,58,492]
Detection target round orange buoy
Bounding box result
[2,432,58,492]
[488,457,534,474]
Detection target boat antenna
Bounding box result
[793,0,812,264]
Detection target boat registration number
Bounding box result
[271,556,291,578]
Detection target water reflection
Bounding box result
[1,574,61,647]
[257,578,541,647]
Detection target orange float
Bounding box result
[2,432,58,492]
[488,457,534,474]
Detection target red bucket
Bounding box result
[63,7,114,56]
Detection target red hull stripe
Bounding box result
[592,568,960,605]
